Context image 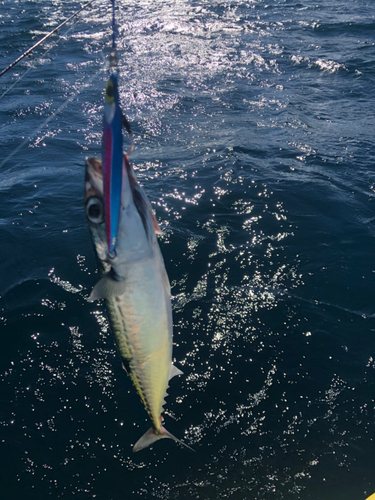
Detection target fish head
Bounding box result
[85,156,156,269]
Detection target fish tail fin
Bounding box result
[133,426,195,453]
[161,426,195,452]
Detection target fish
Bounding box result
[84,154,193,452]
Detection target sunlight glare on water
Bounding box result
[1,0,375,499]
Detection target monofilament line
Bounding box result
[0,0,97,79]
[0,16,83,102]
[0,68,102,170]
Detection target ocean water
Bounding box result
[1,0,375,498]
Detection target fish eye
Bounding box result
[86,197,104,224]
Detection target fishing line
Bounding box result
[0,66,103,171]
[107,0,118,69]
[0,0,97,79]
[1,0,132,169]
[0,14,85,102]
[108,0,134,154]
[111,0,116,51]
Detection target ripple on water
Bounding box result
[1,0,375,499]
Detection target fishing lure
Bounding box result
[102,0,133,258]
[102,70,123,257]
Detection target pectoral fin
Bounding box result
[88,271,126,301]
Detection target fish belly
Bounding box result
[106,254,172,429]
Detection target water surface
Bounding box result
[1,1,375,499]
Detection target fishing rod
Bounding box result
[0,0,102,169]
[0,0,97,79]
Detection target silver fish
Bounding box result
[84,155,191,452]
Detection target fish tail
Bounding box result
[133,425,194,453]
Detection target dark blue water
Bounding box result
[1,1,375,498]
